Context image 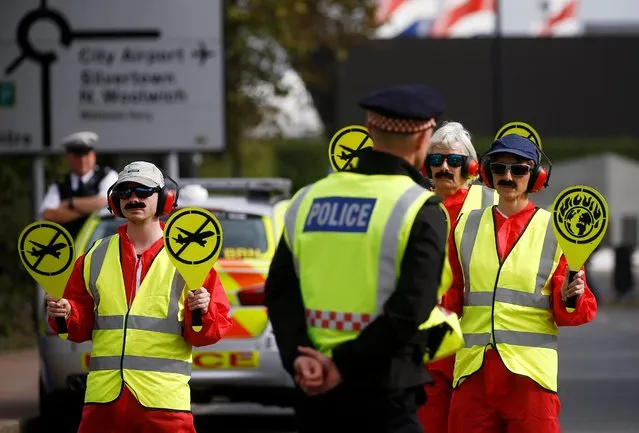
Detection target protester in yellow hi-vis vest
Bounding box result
[417,121,498,433]
[45,161,232,433]
[265,84,450,433]
[444,136,597,433]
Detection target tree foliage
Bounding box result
[225,0,377,175]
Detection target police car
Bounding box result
[36,178,294,416]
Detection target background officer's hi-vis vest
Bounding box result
[82,235,192,411]
[452,207,562,392]
[284,172,452,358]
[459,184,499,221]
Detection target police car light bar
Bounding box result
[177,178,293,196]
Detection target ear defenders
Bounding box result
[479,146,552,194]
[425,153,480,179]
[107,169,179,218]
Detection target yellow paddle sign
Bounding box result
[18,221,75,340]
[328,125,373,172]
[164,207,224,332]
[551,185,609,309]
[495,121,543,150]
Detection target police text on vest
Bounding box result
[303,197,376,233]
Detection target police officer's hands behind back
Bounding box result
[294,354,323,394]
[296,346,343,396]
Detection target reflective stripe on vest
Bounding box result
[453,207,561,391]
[82,235,192,410]
[286,182,431,329]
[87,236,185,337]
[459,184,498,220]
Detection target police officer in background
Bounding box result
[40,132,118,238]
[265,84,449,433]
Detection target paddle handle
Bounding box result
[56,316,69,339]
[190,289,203,332]
[191,304,203,329]
[565,270,578,309]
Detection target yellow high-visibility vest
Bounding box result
[418,184,497,362]
[284,172,462,362]
[452,206,562,391]
[459,184,499,221]
[82,235,192,410]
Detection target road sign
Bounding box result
[0,0,225,154]
[18,221,75,339]
[328,125,373,172]
[551,185,609,310]
[164,207,224,331]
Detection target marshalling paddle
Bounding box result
[328,125,373,173]
[551,185,609,310]
[18,221,75,340]
[163,207,224,331]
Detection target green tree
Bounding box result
[225,0,377,176]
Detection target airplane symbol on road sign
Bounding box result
[191,42,214,66]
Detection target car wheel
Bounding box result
[39,376,83,423]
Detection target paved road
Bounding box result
[1,305,638,433]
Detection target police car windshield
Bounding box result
[84,211,269,257]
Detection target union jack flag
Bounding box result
[536,0,582,37]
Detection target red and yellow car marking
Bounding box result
[215,259,270,339]
[81,351,259,371]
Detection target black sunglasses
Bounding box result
[114,186,160,200]
[428,153,465,168]
[490,162,532,177]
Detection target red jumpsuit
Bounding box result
[49,224,232,433]
[445,202,597,433]
[417,186,470,433]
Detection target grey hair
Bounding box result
[430,121,478,161]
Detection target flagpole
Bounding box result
[491,0,503,134]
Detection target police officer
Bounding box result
[265,84,449,433]
[40,132,117,238]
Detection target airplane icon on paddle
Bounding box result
[336,144,369,169]
[28,240,66,259]
[173,227,215,247]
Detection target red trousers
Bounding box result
[448,350,560,433]
[418,356,455,433]
[77,386,196,433]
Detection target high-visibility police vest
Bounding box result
[82,235,192,410]
[452,206,562,391]
[284,172,450,357]
[459,184,499,221]
[419,184,497,363]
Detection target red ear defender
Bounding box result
[161,189,176,216]
[466,159,480,178]
[419,163,427,177]
[479,159,494,188]
[107,188,123,218]
[528,166,548,194]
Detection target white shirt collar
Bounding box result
[70,168,98,189]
